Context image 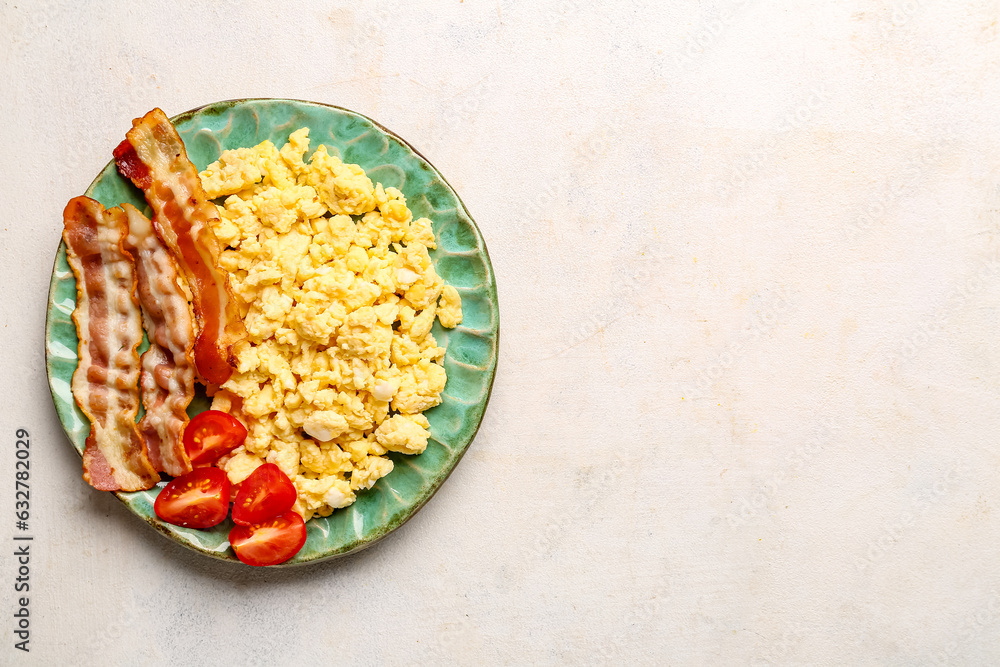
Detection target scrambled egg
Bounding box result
[198,128,462,520]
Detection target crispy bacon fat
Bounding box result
[123,204,195,478]
[114,108,244,384]
[63,197,160,492]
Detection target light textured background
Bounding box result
[2,0,1000,664]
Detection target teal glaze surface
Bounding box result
[44,99,499,565]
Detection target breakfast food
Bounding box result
[231,463,297,526]
[123,204,196,477]
[152,459,304,565]
[229,510,307,567]
[153,467,231,529]
[63,197,160,491]
[114,108,245,385]
[62,106,466,563]
[183,409,247,466]
[198,128,463,520]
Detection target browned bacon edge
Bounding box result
[122,204,195,478]
[63,197,160,492]
[114,108,245,385]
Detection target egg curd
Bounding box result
[197,128,462,520]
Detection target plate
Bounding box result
[44,99,499,565]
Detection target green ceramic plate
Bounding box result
[44,99,499,565]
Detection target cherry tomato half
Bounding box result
[232,463,297,526]
[184,410,247,466]
[154,467,231,529]
[229,512,307,566]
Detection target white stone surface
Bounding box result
[2,0,1000,663]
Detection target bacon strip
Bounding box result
[122,204,195,477]
[114,108,244,384]
[63,197,160,492]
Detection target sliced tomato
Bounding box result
[229,512,307,566]
[231,463,297,526]
[154,467,231,529]
[184,410,247,466]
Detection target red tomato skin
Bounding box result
[231,463,298,526]
[229,512,307,566]
[154,468,231,529]
[183,410,248,466]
